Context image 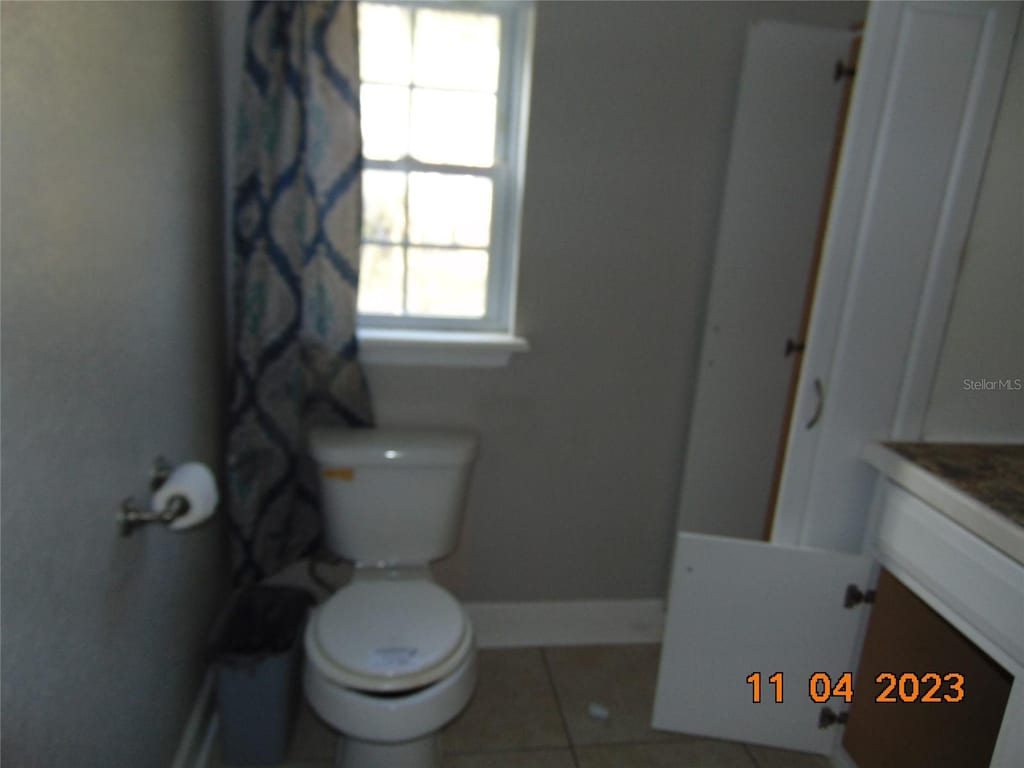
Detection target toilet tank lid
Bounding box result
[309,428,478,466]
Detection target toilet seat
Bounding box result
[306,579,471,693]
[304,640,478,744]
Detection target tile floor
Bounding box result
[208,644,832,768]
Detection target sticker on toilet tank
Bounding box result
[323,467,354,481]
[370,646,419,672]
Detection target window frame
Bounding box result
[356,0,534,335]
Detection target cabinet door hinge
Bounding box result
[818,706,850,729]
[844,583,876,608]
[834,59,857,81]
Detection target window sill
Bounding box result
[357,329,530,368]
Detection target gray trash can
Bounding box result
[213,585,314,765]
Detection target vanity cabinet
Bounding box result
[653,452,1024,766]
[852,450,1024,766]
[843,569,1012,768]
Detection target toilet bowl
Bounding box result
[304,573,477,767]
[303,429,479,768]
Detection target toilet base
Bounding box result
[335,734,439,768]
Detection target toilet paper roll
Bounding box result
[152,462,219,531]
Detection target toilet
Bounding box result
[303,428,479,768]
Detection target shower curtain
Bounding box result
[227,0,374,583]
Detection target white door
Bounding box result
[652,534,873,753]
[676,21,854,540]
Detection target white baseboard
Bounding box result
[464,599,665,648]
[171,670,218,768]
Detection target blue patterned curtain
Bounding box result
[228,0,374,583]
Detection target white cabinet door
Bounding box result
[652,533,873,754]
[675,21,853,541]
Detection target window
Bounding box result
[356,0,533,338]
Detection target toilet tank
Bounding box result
[309,428,478,564]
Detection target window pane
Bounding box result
[413,9,500,92]
[358,245,405,315]
[361,85,409,161]
[407,248,488,318]
[362,170,406,242]
[408,173,492,247]
[410,89,496,167]
[359,4,412,85]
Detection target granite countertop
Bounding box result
[863,442,1024,565]
[883,443,1024,528]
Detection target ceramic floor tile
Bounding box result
[441,648,569,753]
[443,748,577,768]
[747,744,832,768]
[286,702,338,761]
[544,644,678,746]
[576,739,757,768]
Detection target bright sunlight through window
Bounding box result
[357,1,533,332]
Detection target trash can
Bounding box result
[213,585,314,765]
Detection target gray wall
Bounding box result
[216,2,863,604]
[924,19,1024,440]
[365,1,866,601]
[1,3,228,766]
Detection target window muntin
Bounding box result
[357,1,531,330]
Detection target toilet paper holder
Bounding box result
[116,457,191,537]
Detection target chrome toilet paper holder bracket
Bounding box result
[116,457,190,537]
